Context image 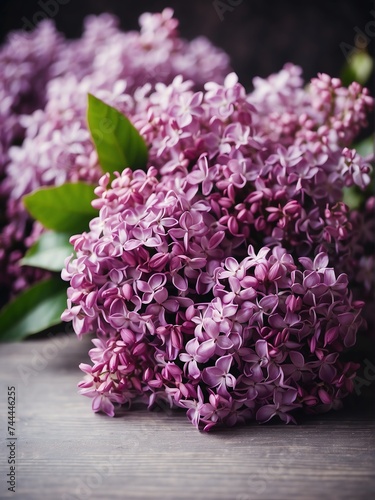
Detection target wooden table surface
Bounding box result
[0,332,374,500]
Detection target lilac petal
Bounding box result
[216,354,233,373]
[246,386,258,400]
[79,363,93,375]
[149,273,166,289]
[189,258,207,269]
[318,388,332,404]
[223,304,238,317]
[326,352,339,364]
[240,287,257,300]
[154,287,168,304]
[319,363,337,383]
[188,361,201,379]
[162,217,178,227]
[281,389,297,405]
[269,314,286,329]
[137,281,152,293]
[279,412,296,424]
[335,273,349,289]
[314,252,329,270]
[228,276,241,293]
[255,263,268,281]
[304,271,320,289]
[196,339,216,362]
[216,335,234,350]
[241,276,258,288]
[338,312,354,326]
[259,295,278,311]
[188,170,205,184]
[255,340,268,359]
[250,364,263,380]
[268,262,282,280]
[268,363,281,382]
[242,351,259,363]
[226,373,237,388]
[298,257,313,270]
[172,273,188,291]
[256,383,273,399]
[92,395,103,413]
[146,236,162,248]
[344,327,357,348]
[256,405,276,423]
[291,283,305,294]
[203,318,220,338]
[311,284,328,296]
[61,305,80,322]
[124,239,142,250]
[236,306,254,323]
[202,367,223,387]
[169,228,186,239]
[289,351,305,369]
[209,231,225,249]
[324,327,339,346]
[184,338,199,355]
[164,299,180,312]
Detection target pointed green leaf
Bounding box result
[21,231,74,272]
[87,93,148,175]
[0,278,68,342]
[23,182,98,233]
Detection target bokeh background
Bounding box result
[0,0,374,90]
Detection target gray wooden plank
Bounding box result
[0,333,374,500]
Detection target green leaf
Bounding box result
[87,93,148,175]
[354,136,374,158]
[0,278,68,342]
[343,186,363,210]
[341,51,373,86]
[21,231,74,272]
[23,182,98,234]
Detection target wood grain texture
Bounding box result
[0,333,374,500]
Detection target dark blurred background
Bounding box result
[0,0,374,89]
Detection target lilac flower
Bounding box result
[202,355,236,392]
[256,388,300,424]
[179,386,205,428]
[240,340,274,380]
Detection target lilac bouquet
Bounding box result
[0,10,373,430]
[59,68,373,429]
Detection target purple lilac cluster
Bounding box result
[0,20,65,297]
[61,69,373,429]
[0,9,230,300]
[0,20,63,175]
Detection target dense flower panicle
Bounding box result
[60,68,372,428]
[249,65,373,152]
[62,165,364,430]
[0,9,230,300]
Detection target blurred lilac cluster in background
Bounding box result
[0,9,230,301]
